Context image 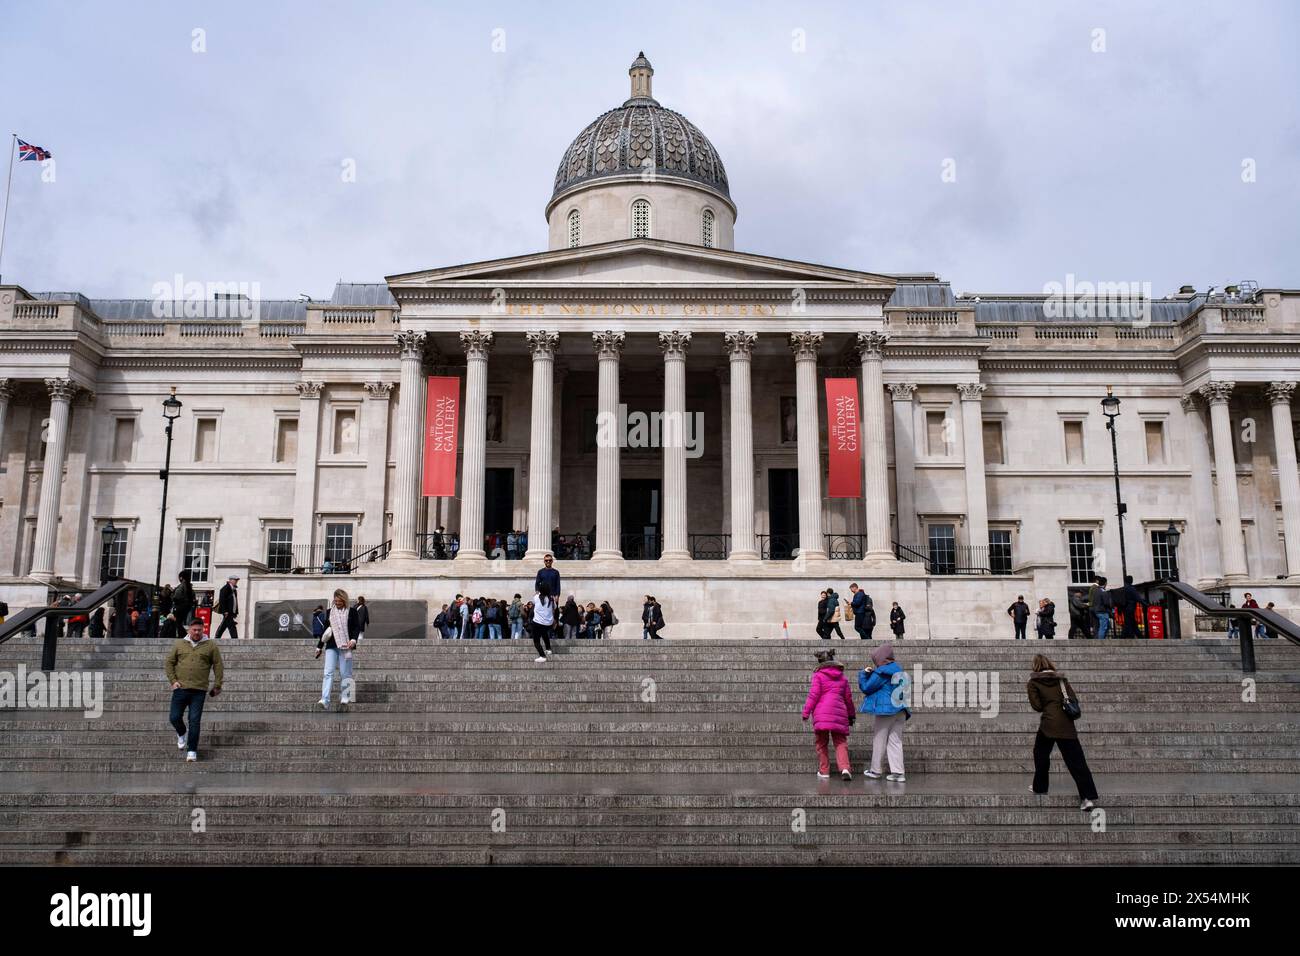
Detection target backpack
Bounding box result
[434,611,446,628]
[472,608,482,624]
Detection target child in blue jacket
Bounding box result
[859,642,909,781]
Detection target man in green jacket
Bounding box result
[165,619,224,762]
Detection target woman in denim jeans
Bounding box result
[508,594,524,639]
[315,588,360,711]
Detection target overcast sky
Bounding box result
[1,0,1296,299]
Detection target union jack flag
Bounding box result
[17,139,51,162]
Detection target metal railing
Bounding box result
[688,533,731,560]
[620,532,662,561]
[757,533,800,561]
[0,579,153,668]
[279,540,391,574]
[893,541,992,575]
[418,532,460,559]
[825,534,866,560]
[550,532,594,561]
[1140,579,1299,673]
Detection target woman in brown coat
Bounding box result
[1027,654,1098,810]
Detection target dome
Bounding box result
[550,53,730,207]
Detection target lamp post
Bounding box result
[1101,385,1129,585]
[154,388,183,597]
[1164,520,1181,582]
[100,519,119,585]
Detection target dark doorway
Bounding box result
[621,478,662,559]
[767,468,799,559]
[483,468,514,544]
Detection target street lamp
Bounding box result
[100,519,119,585]
[1101,385,1129,584]
[154,388,183,597]
[1164,520,1181,582]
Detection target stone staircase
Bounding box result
[0,636,1297,864]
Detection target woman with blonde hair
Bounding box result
[1027,653,1098,810]
[315,588,361,711]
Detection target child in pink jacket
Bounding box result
[801,649,856,780]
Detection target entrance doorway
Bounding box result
[767,468,799,559]
[483,468,514,548]
[621,478,661,559]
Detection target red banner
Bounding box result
[422,376,460,497]
[825,378,862,498]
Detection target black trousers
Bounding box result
[853,616,870,639]
[1032,731,1098,800]
[1120,609,1140,639]
[1013,621,1027,640]
[826,622,845,639]
[215,614,239,639]
[530,620,552,657]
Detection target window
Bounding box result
[982,420,1004,465]
[567,208,581,248]
[275,418,298,463]
[702,209,715,248]
[926,411,950,456]
[111,418,135,462]
[333,408,358,455]
[267,528,293,572]
[183,528,213,583]
[99,526,128,580]
[1063,420,1085,465]
[324,522,354,566]
[1067,530,1095,585]
[1151,529,1175,580]
[1144,420,1166,464]
[988,529,1013,574]
[631,199,651,239]
[928,524,956,574]
[195,418,218,462]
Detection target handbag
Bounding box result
[1060,679,1081,720]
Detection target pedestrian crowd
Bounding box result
[814,584,906,640]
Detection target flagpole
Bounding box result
[0,134,16,286]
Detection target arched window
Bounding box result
[631,199,651,239]
[567,208,581,248]
[701,209,715,248]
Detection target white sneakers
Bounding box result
[318,699,328,709]
[185,752,197,762]
[176,735,186,750]
[534,656,547,663]
[815,772,830,780]
[886,773,906,782]
[840,769,853,781]
[1080,799,1096,811]
[863,770,882,779]
[545,649,554,657]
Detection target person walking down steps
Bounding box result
[1027,654,1099,811]
[165,618,224,763]
[530,586,556,662]
[800,649,856,780]
[315,588,361,711]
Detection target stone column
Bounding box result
[592,331,625,561]
[725,332,759,560]
[362,382,393,545]
[889,383,918,548]
[390,331,426,559]
[551,362,566,546]
[30,378,76,579]
[1200,381,1248,579]
[856,331,894,561]
[788,333,828,561]
[1267,382,1300,578]
[659,331,692,561]
[0,379,12,468]
[454,330,493,562]
[957,382,990,562]
[292,382,324,559]
[1179,394,1221,582]
[524,331,559,560]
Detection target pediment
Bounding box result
[386,239,896,293]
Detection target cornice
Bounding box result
[100,356,301,371]
[981,358,1180,373]
[392,287,891,304]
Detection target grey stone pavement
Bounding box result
[2,771,1297,798]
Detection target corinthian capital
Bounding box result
[1178,393,1200,414]
[592,330,626,358]
[393,330,427,359]
[460,329,494,359]
[295,381,323,399]
[1198,381,1234,405]
[44,378,77,402]
[855,330,890,360]
[525,330,560,358]
[956,382,986,402]
[724,331,758,358]
[658,330,692,358]
[1266,381,1297,406]
[364,381,394,399]
[787,331,823,358]
[0,378,13,401]
[888,382,917,402]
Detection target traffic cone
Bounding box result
[782,620,789,639]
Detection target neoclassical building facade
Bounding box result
[2,55,1299,637]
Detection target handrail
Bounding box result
[0,579,151,668]
[1140,578,1299,673]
